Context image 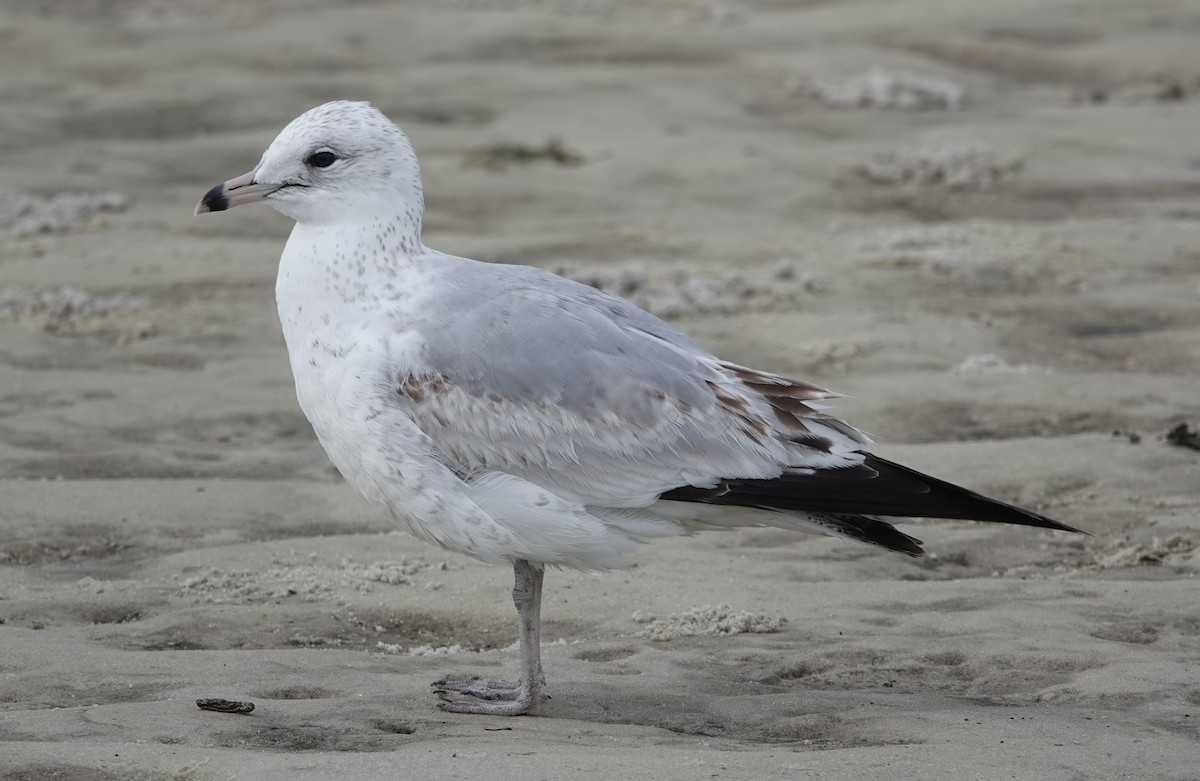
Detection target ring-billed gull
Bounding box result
[196,101,1080,716]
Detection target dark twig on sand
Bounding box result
[462,138,584,171]
[196,698,255,714]
[1165,424,1200,451]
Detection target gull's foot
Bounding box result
[432,677,521,701]
[432,677,547,716]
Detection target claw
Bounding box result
[430,675,545,715]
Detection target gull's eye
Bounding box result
[306,150,337,168]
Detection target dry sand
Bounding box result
[2,1,1200,778]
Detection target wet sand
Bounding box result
[2,1,1199,779]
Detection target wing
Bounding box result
[661,453,1081,533]
[392,258,868,508]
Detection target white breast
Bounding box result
[275,222,429,499]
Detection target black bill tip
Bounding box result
[196,182,229,214]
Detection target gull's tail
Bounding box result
[660,453,1082,557]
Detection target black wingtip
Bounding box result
[861,454,1084,534]
[661,453,1084,537]
[843,514,925,557]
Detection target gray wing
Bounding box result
[396,258,867,507]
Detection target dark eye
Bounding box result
[306,150,337,168]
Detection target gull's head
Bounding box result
[195,101,423,225]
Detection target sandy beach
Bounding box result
[2,1,1199,778]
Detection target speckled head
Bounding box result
[196,101,424,228]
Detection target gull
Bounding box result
[196,101,1080,716]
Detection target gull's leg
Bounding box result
[434,559,548,716]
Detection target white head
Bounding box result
[196,101,424,230]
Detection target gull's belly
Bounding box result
[280,316,442,527]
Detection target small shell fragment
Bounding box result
[196,698,255,714]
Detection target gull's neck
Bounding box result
[277,208,431,323]
[309,209,422,255]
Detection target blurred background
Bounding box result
[2,0,1198,512]
[1,1,1199,776]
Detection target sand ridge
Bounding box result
[1,0,1199,778]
